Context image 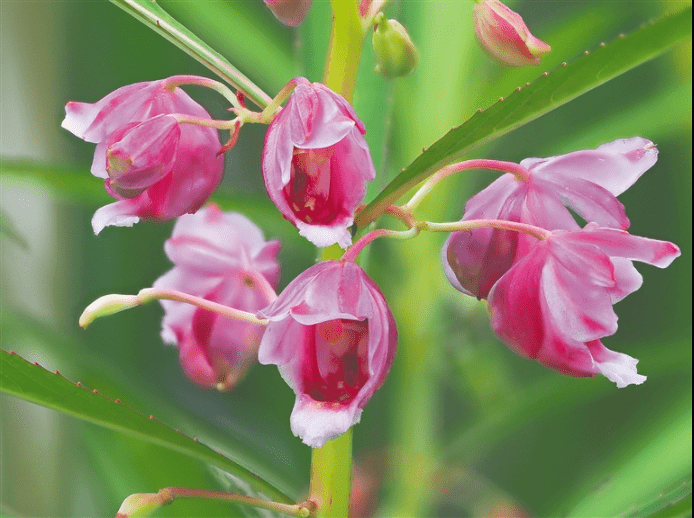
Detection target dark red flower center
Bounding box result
[284,147,340,225]
[303,318,370,404]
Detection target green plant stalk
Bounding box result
[323,0,365,103]
[311,3,370,515]
[309,429,353,517]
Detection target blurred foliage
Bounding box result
[0,1,691,517]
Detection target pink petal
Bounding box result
[264,0,313,26]
[62,81,163,143]
[91,200,141,234]
[541,238,618,342]
[521,137,658,196]
[539,174,630,229]
[586,340,646,388]
[564,225,681,269]
[443,175,526,298]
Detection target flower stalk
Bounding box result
[403,159,531,212]
[115,487,312,518]
[324,0,366,103]
[79,288,267,329]
[309,428,354,518]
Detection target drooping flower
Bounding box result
[487,224,680,387]
[264,0,313,26]
[153,204,280,391]
[62,78,224,234]
[262,78,376,248]
[473,0,551,66]
[258,260,397,447]
[443,138,658,299]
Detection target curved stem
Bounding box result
[404,159,530,212]
[116,487,311,518]
[342,227,419,263]
[420,219,551,240]
[79,288,267,329]
[163,75,241,109]
[173,114,240,130]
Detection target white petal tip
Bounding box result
[290,399,361,448]
[597,354,647,388]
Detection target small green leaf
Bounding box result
[0,349,293,505]
[355,7,692,227]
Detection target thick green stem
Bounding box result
[309,429,353,518]
[323,0,365,103]
[309,3,368,516]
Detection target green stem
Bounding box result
[310,3,368,516]
[323,0,366,103]
[309,429,353,518]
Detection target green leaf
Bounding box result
[564,399,691,518]
[1,160,109,204]
[109,0,272,108]
[0,349,293,505]
[355,7,692,227]
[159,1,296,95]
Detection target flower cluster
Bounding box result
[69,37,678,451]
[62,78,224,234]
[443,139,680,386]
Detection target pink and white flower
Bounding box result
[153,204,280,391]
[258,260,397,447]
[262,78,376,248]
[62,78,224,234]
[443,138,659,299]
[473,0,551,66]
[487,224,680,387]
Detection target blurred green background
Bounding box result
[1,1,690,516]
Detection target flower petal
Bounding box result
[521,137,658,196]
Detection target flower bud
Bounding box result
[372,13,419,78]
[473,0,550,67]
[264,0,312,26]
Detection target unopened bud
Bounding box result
[372,13,419,78]
[79,294,140,328]
[473,0,551,67]
[116,490,172,518]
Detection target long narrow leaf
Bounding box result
[0,349,293,504]
[109,0,272,108]
[355,7,692,227]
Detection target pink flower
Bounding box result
[264,0,312,26]
[443,138,658,299]
[258,260,397,447]
[262,78,376,248]
[153,204,280,391]
[473,0,551,66]
[62,78,224,234]
[488,224,680,387]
